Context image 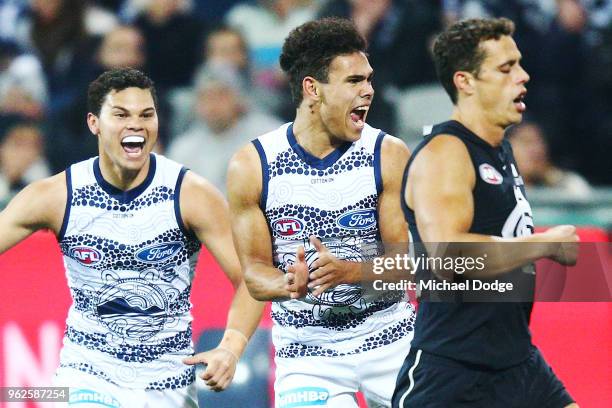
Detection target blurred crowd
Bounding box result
[0,0,609,205]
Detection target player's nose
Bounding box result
[126,117,144,131]
[361,81,374,99]
[517,64,530,84]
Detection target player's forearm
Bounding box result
[220,282,265,358]
[425,232,554,279]
[244,263,292,301]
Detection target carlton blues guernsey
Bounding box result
[402,120,536,369]
[254,123,415,358]
[57,153,201,389]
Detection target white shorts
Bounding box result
[51,367,198,408]
[274,332,412,408]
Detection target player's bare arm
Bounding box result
[179,171,264,391]
[227,144,308,301]
[0,172,66,254]
[308,135,411,294]
[407,134,578,279]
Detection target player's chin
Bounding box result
[504,112,523,127]
[344,122,363,141]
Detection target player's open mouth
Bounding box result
[513,92,526,113]
[350,105,368,129]
[121,135,145,156]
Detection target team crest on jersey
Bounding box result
[69,246,103,265]
[479,163,503,185]
[336,209,376,230]
[135,242,183,264]
[272,218,305,237]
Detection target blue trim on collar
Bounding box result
[174,167,193,238]
[374,131,385,195]
[252,139,269,210]
[286,123,353,170]
[93,154,157,204]
[58,167,72,240]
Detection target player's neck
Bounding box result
[293,107,345,158]
[98,155,151,191]
[451,105,505,147]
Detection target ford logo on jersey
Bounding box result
[69,246,103,265]
[135,242,182,263]
[337,209,376,230]
[272,217,304,237]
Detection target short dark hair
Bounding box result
[87,68,158,116]
[433,18,515,104]
[280,17,367,105]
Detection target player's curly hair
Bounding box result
[87,68,158,116]
[280,17,367,106]
[433,17,515,104]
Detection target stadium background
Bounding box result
[0,0,610,407]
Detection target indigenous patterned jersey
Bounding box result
[254,123,415,358]
[58,153,201,389]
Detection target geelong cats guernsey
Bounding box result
[402,120,536,369]
[57,153,201,389]
[254,123,415,358]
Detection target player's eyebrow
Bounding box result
[346,71,374,82]
[498,54,522,69]
[110,105,155,114]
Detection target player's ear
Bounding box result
[453,71,475,97]
[87,112,100,136]
[302,76,320,101]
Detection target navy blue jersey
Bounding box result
[402,120,535,369]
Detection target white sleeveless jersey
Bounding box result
[254,123,415,358]
[57,153,201,389]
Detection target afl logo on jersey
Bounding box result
[272,218,304,237]
[479,163,503,185]
[135,242,182,264]
[70,246,103,265]
[336,209,376,230]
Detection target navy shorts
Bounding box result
[392,346,574,408]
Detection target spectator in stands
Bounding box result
[0,122,50,205]
[225,0,316,119]
[166,65,282,193]
[132,0,207,90]
[318,0,442,134]
[509,122,592,199]
[0,38,47,121]
[226,0,315,75]
[171,25,277,133]
[200,25,251,99]
[23,0,92,114]
[95,24,146,71]
[581,0,612,184]
[0,0,30,43]
[171,25,255,136]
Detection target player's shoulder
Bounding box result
[9,172,68,229]
[380,133,410,154]
[229,141,260,174]
[180,170,217,196]
[358,124,407,153]
[29,171,67,198]
[228,123,290,175]
[419,133,469,159]
[181,170,224,208]
[150,152,184,174]
[410,134,474,185]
